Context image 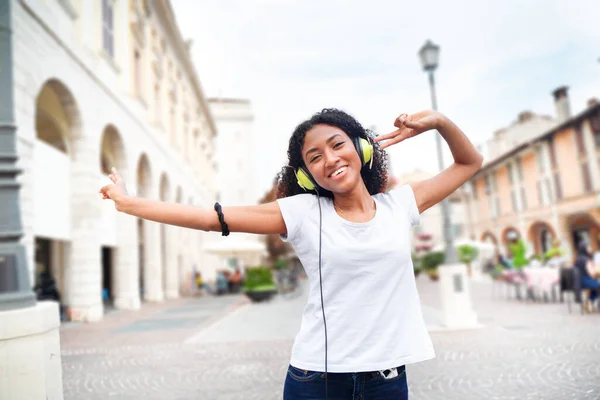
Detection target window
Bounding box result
[581,162,592,193]
[575,124,592,193]
[508,159,526,212]
[511,191,518,212]
[492,173,501,216]
[516,158,524,181]
[575,126,586,156]
[154,84,161,125]
[484,175,491,194]
[554,174,563,199]
[183,119,190,160]
[594,130,600,148]
[102,0,114,57]
[516,158,527,211]
[170,107,176,146]
[485,172,500,218]
[535,144,553,206]
[549,138,558,168]
[133,49,142,98]
[543,179,552,203]
[536,147,545,173]
[591,110,600,145]
[549,138,563,200]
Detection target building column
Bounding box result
[164,225,180,299]
[557,214,573,262]
[113,211,140,310]
[15,137,36,285]
[143,220,163,302]
[67,140,103,322]
[182,229,196,295]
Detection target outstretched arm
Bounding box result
[100,168,287,235]
[375,111,483,214]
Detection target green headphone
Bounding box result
[296,137,374,191]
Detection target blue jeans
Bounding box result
[581,275,600,301]
[283,364,408,400]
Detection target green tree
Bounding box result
[458,245,479,276]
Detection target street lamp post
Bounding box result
[417,40,478,329]
[0,0,36,310]
[418,39,457,264]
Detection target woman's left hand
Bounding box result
[374,110,443,150]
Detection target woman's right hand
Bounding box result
[100,167,129,210]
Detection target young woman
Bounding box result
[100,108,483,399]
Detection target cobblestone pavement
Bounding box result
[61,277,600,400]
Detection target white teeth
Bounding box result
[330,167,347,177]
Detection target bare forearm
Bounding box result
[437,116,483,167]
[114,195,287,235]
[117,196,220,231]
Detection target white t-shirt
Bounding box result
[276,184,435,373]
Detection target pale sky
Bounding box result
[171,0,600,201]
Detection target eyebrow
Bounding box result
[305,134,342,159]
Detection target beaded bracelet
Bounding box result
[213,202,230,236]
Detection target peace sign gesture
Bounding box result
[374,110,443,150]
[100,167,129,207]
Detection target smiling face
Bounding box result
[301,124,363,194]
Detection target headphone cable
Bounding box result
[315,190,328,399]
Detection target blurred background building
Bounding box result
[11,0,244,322]
[396,170,471,252]
[466,86,600,262]
[205,97,266,270]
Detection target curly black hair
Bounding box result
[276,108,389,199]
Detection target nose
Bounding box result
[323,148,340,168]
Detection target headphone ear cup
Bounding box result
[296,167,316,191]
[356,137,374,169]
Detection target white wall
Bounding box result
[210,99,257,206]
[33,140,71,240]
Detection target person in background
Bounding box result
[34,271,65,320]
[194,271,206,295]
[574,241,600,312]
[216,270,229,295]
[230,268,242,293]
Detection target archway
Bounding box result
[527,221,556,255]
[33,79,82,319]
[99,125,126,175]
[501,226,521,245]
[480,231,498,245]
[99,125,127,309]
[501,226,522,259]
[567,213,600,253]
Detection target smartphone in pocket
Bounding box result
[379,367,398,380]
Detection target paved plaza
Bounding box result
[60,276,600,400]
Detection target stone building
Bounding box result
[13,0,222,321]
[466,86,600,262]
